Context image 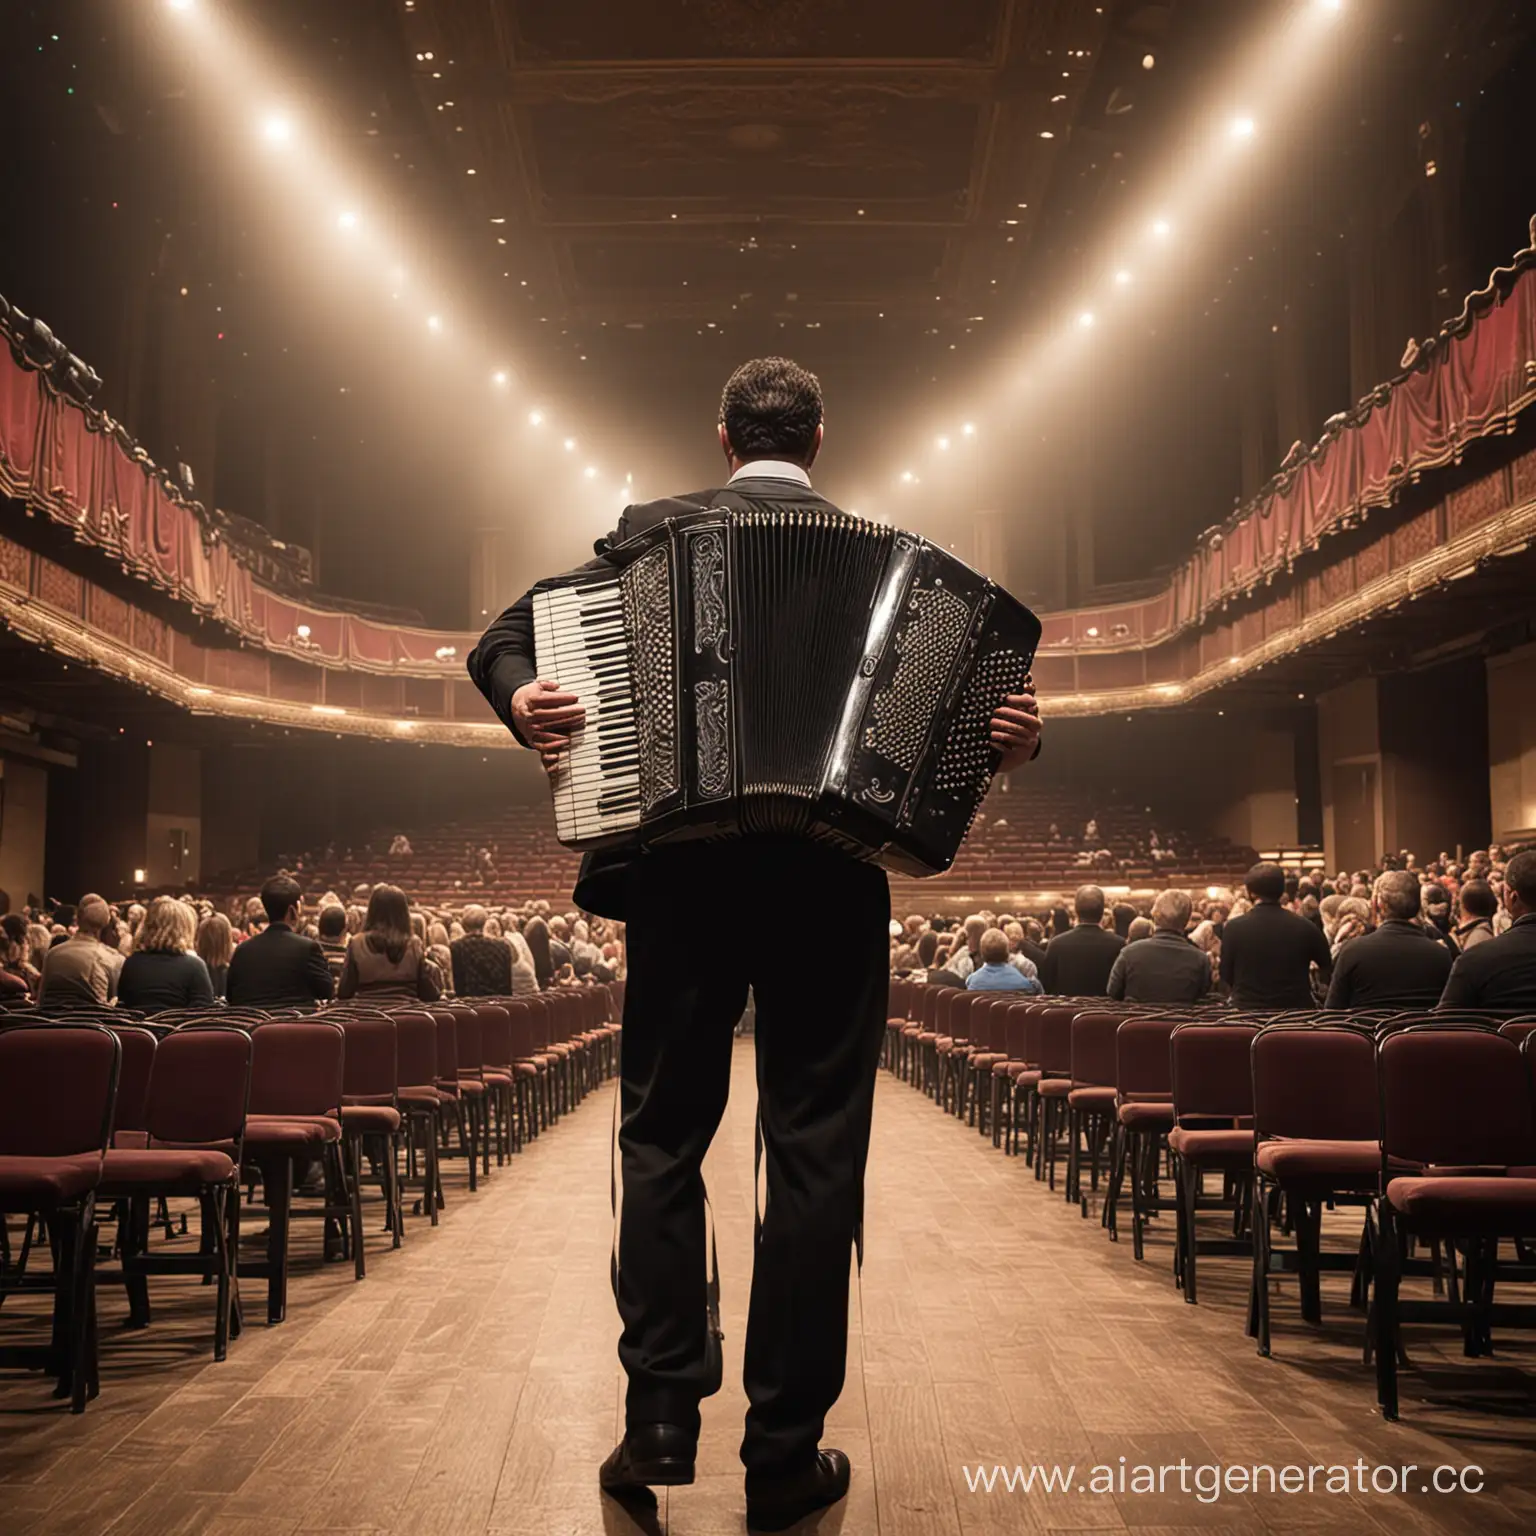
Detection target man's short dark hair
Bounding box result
[260,874,303,924]
[1374,870,1420,921]
[1246,862,1286,902]
[1504,850,1536,907]
[1073,885,1106,925]
[719,357,823,464]
[1458,878,1497,919]
[317,904,347,939]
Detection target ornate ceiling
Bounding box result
[400,0,1116,328]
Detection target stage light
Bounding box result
[1151,218,1172,239]
[962,422,976,437]
[564,438,577,452]
[936,436,950,451]
[584,466,598,479]
[1114,270,1133,286]
[528,410,544,426]
[1229,115,1257,142]
[337,210,359,231]
[1318,0,1342,12]
[260,113,294,146]
[490,370,509,387]
[900,471,916,484]
[134,868,147,885]
[1142,53,1155,69]
[296,624,311,640]
[1077,310,1096,329]
[167,0,194,11]
[426,314,443,333]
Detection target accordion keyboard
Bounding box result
[531,579,643,844]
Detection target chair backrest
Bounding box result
[1251,1023,1376,1143]
[888,976,911,1021]
[1170,1022,1259,1123]
[1070,1011,1121,1089]
[107,1025,159,1138]
[430,1008,460,1084]
[920,985,944,1030]
[1037,1005,1078,1077]
[0,1022,120,1158]
[248,1021,345,1118]
[1020,1003,1049,1068]
[1378,1025,1536,1169]
[338,1016,398,1103]
[1116,1017,1176,1100]
[1499,1019,1536,1050]
[524,994,552,1049]
[478,1003,513,1068]
[1003,1002,1030,1062]
[393,1008,438,1090]
[504,1000,535,1061]
[146,1026,252,1151]
[453,1005,484,1076]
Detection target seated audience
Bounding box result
[317,903,350,981]
[38,894,120,1006]
[1039,885,1124,997]
[1453,878,1498,952]
[451,904,513,997]
[337,883,443,1001]
[117,896,216,1014]
[1107,890,1211,1004]
[965,928,1042,994]
[1439,849,1536,1011]
[1324,871,1453,1009]
[1125,916,1155,944]
[1220,863,1332,1010]
[1329,896,1372,958]
[227,874,335,1009]
[942,915,988,981]
[196,911,234,999]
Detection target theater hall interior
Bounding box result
[3,1,1536,1533]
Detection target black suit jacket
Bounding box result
[468,477,849,917]
[1106,928,1212,1005]
[227,922,335,1010]
[1323,918,1454,1009]
[1039,924,1125,998]
[1440,912,1536,1011]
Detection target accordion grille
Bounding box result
[731,512,895,814]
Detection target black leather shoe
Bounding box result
[599,1424,697,1499]
[746,1448,851,1532]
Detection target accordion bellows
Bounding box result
[532,508,1041,877]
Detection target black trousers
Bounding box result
[615,837,890,1476]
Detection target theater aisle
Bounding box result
[4,1041,1534,1536]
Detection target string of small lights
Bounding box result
[161,0,637,520]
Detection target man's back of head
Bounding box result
[1459,877,1498,920]
[1245,862,1286,904]
[74,894,110,939]
[462,904,489,935]
[1373,870,1421,923]
[979,929,1010,967]
[259,874,303,927]
[1506,849,1536,914]
[1152,888,1192,933]
[317,904,347,942]
[1072,885,1106,927]
[719,357,823,467]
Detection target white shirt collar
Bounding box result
[728,459,812,488]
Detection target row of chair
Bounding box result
[884,978,1536,1421]
[0,985,622,1411]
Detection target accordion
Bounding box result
[531,509,1041,877]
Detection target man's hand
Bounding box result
[990,685,1041,773]
[511,679,586,775]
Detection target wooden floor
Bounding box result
[3,1041,1534,1535]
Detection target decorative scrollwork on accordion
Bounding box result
[864,586,971,771]
[694,678,731,799]
[692,530,728,662]
[932,648,1028,796]
[622,546,679,811]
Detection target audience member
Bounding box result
[337,883,443,1001]
[1039,886,1124,997]
[1125,916,1155,944]
[38,894,120,1006]
[1220,863,1332,1010]
[451,903,514,997]
[1323,872,1453,1009]
[117,896,216,1014]
[1107,890,1211,1004]
[317,903,350,982]
[1453,879,1498,952]
[1439,850,1536,1010]
[525,915,555,990]
[965,929,1043,994]
[227,875,335,1009]
[196,911,234,999]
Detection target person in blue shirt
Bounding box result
[966,929,1043,993]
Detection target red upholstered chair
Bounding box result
[476,1003,518,1161]
[241,1021,349,1324]
[1033,1005,1079,1187]
[98,1025,252,1360]
[1104,1016,1177,1258]
[103,1026,157,1150]
[1167,1022,1259,1303]
[885,976,912,1073]
[426,1007,479,1192]
[449,1005,492,1181]
[0,1023,120,1411]
[335,1014,404,1252]
[1247,1022,1390,1356]
[1372,1026,1536,1420]
[394,1009,444,1225]
[1499,1018,1536,1049]
[1065,1010,1122,1212]
[963,997,1012,1134]
[504,1000,548,1142]
[1005,1003,1050,1160]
